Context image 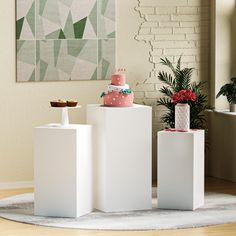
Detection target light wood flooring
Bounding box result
[0,177,236,236]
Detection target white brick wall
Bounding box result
[134,0,210,179]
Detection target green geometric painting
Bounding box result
[17,40,35,82]
[16,0,116,82]
[98,0,116,38]
[98,39,116,80]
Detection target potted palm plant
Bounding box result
[216,77,236,112]
[157,57,209,130]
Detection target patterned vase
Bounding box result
[175,103,190,131]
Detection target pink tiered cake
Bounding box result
[101,69,134,107]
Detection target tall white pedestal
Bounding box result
[158,130,205,210]
[34,124,93,218]
[87,104,152,212]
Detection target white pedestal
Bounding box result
[87,104,152,212]
[157,130,205,210]
[34,124,93,218]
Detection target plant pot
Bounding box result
[175,103,190,131]
[230,104,236,112]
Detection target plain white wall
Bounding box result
[209,0,236,183]
[211,0,236,108]
[0,0,150,183]
[209,113,236,182]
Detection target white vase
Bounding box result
[175,103,190,131]
[230,104,236,112]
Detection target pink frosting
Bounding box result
[111,74,126,86]
[103,91,134,107]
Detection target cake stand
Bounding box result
[50,106,81,126]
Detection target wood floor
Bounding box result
[0,178,236,236]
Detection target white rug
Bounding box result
[0,189,236,230]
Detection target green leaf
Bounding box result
[100,92,106,98]
[160,86,173,97]
[158,72,175,87]
[216,77,236,104]
[176,56,182,72]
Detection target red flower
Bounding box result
[171,89,197,104]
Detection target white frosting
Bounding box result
[108,84,130,92]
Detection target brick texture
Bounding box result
[134,0,210,180]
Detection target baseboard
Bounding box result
[0,181,34,190]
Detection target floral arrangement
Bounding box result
[172,89,197,104]
[157,56,210,129]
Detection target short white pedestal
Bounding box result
[34,124,93,218]
[87,104,152,212]
[157,130,205,210]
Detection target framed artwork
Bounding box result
[16,0,116,82]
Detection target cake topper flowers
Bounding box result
[121,89,132,94]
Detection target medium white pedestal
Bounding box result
[157,130,205,210]
[34,124,93,218]
[87,104,152,212]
